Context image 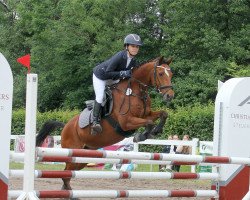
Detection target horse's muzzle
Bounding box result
[163,92,174,102]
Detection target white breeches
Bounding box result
[93,74,119,104]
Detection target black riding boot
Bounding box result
[91,100,102,135]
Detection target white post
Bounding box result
[0,53,13,200]
[18,74,38,200]
[133,143,139,170]
[133,142,139,152]
[191,138,199,173]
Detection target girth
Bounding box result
[104,115,135,137]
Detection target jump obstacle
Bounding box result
[1,53,250,199]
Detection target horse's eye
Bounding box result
[159,72,164,76]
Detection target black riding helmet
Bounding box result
[124,34,143,47]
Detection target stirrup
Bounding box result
[91,123,102,135]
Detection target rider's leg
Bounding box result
[92,74,105,134]
[92,100,102,134]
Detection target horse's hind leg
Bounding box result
[62,163,88,190]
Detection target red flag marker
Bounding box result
[17,54,31,73]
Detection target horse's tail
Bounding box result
[36,121,65,147]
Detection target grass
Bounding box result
[136,164,192,172]
[10,162,65,170]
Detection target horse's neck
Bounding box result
[133,63,152,85]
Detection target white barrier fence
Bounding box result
[2,52,250,199]
[10,134,207,172]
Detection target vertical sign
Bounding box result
[213,77,250,199]
[0,53,13,200]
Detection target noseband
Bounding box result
[153,61,173,94]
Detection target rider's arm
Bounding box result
[104,52,123,80]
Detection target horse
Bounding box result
[36,56,174,193]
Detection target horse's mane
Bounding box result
[134,56,170,69]
[135,58,155,68]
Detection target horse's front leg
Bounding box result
[146,110,168,136]
[119,116,154,131]
[133,124,154,142]
[133,110,168,142]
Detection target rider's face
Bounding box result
[127,44,140,56]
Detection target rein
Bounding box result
[111,60,173,116]
[111,78,148,116]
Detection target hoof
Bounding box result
[62,185,79,200]
[61,185,71,190]
[146,133,155,139]
[133,133,147,143]
[151,126,163,135]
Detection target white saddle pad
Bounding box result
[78,108,93,128]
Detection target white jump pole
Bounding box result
[9,170,220,180]
[9,189,218,199]
[17,73,38,200]
[0,53,13,200]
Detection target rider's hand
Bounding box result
[120,70,132,78]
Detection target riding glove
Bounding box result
[120,70,132,78]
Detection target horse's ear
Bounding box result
[158,56,164,65]
[166,57,173,65]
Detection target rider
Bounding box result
[91,34,143,134]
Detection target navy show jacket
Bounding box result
[93,50,137,80]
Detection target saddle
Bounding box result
[79,87,113,128]
[78,86,135,137]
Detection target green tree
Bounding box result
[158,0,249,107]
[1,0,249,111]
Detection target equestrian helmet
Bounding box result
[124,34,143,46]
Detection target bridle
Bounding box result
[110,60,173,116]
[153,61,173,95]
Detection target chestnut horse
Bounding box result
[36,56,174,192]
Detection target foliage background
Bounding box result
[1,0,249,141]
